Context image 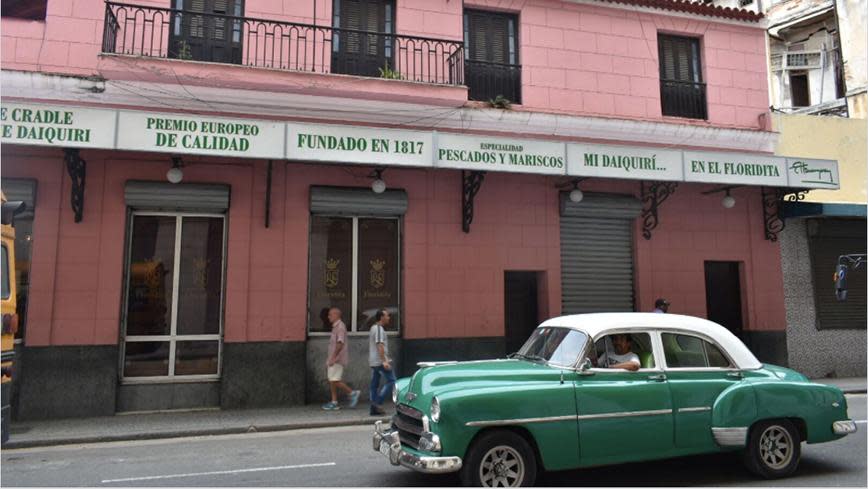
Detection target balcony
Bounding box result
[464,60,522,104]
[660,79,707,120]
[102,2,464,87]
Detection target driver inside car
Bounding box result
[596,334,641,371]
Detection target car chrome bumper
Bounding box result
[372,420,462,474]
[833,420,857,435]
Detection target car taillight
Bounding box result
[2,314,18,335]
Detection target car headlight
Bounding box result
[430,397,440,422]
[392,386,398,404]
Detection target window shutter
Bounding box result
[659,34,701,83]
[466,10,514,64]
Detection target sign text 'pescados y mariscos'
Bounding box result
[436,135,566,175]
[439,142,564,168]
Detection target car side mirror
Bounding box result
[577,358,594,375]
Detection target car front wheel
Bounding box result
[743,419,801,479]
[461,430,537,487]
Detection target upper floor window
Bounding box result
[463,9,521,104]
[1,0,47,20]
[170,0,244,64]
[658,34,707,119]
[332,0,395,78]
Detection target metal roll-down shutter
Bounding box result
[560,193,641,314]
[310,186,408,216]
[124,181,231,212]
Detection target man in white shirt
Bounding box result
[368,309,396,416]
[597,334,641,371]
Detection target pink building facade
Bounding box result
[1,0,831,419]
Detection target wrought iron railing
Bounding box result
[660,79,707,120]
[102,1,464,86]
[464,60,522,104]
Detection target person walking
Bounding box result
[322,307,360,411]
[654,298,670,313]
[368,309,396,416]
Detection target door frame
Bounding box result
[119,211,228,383]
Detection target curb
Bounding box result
[4,416,389,450]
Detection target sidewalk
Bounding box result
[4,377,865,450]
[5,403,391,450]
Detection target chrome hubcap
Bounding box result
[759,425,793,470]
[479,445,524,487]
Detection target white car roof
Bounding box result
[539,313,763,369]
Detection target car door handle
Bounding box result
[647,374,667,382]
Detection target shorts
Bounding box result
[327,364,344,382]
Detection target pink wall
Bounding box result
[3,146,786,348]
[2,0,769,130]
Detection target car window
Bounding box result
[518,327,588,366]
[705,342,732,367]
[662,333,732,368]
[592,332,654,369]
[1,245,9,300]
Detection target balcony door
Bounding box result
[332,0,395,77]
[464,9,521,103]
[169,0,244,64]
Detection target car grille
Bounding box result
[394,403,424,450]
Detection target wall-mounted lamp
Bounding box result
[701,185,740,209]
[568,178,584,203]
[721,189,736,209]
[371,168,386,194]
[167,156,183,184]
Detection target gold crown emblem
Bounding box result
[326,258,340,270]
[370,259,385,271]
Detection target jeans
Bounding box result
[370,365,397,406]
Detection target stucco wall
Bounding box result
[1,0,771,130]
[781,219,867,377]
[772,113,867,205]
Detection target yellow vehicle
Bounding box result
[2,192,25,445]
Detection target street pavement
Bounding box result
[2,394,865,487]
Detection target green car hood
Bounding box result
[403,359,562,401]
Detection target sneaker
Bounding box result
[322,401,340,411]
[370,405,386,416]
[349,390,361,408]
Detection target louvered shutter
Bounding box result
[172,0,243,63]
[808,219,867,329]
[465,10,513,64]
[559,193,641,314]
[659,34,701,83]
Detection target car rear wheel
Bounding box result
[461,430,537,487]
[743,419,801,479]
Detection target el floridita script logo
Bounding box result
[369,259,386,289]
[324,258,340,288]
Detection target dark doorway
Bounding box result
[704,261,744,337]
[505,272,539,354]
[790,73,810,107]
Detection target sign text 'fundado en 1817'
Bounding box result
[286,123,431,167]
[1,103,116,149]
[436,133,565,175]
[116,111,285,159]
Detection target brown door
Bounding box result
[704,261,743,337]
[504,272,539,354]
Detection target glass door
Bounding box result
[121,213,226,381]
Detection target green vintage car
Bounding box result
[372,313,857,487]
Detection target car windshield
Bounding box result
[515,327,588,367]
